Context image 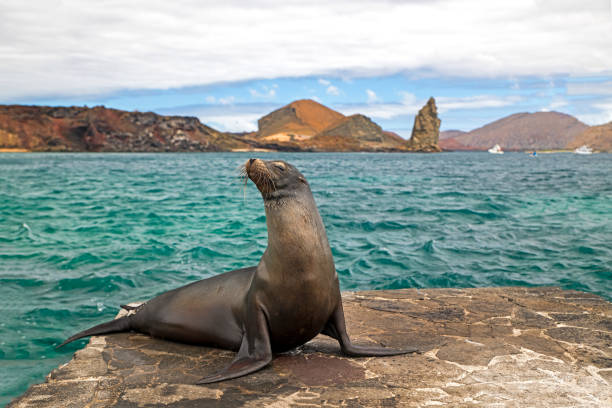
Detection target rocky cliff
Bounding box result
[407,97,442,152]
[0,105,252,152]
[567,121,612,152]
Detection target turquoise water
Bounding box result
[1,152,611,404]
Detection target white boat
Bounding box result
[574,145,593,155]
[488,144,504,154]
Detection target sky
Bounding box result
[1,0,612,137]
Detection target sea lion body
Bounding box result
[130,267,254,350]
[59,159,417,383]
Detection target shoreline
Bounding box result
[0,148,30,152]
[2,149,609,154]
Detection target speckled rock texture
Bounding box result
[10,287,612,407]
[408,97,442,152]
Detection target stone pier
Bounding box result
[9,287,612,407]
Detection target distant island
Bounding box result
[0,99,440,153]
[439,112,611,152]
[1,99,611,152]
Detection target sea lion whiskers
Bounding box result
[246,159,276,195]
[237,164,249,201]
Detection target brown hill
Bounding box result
[567,121,612,152]
[256,99,344,142]
[440,130,466,140]
[0,105,251,152]
[304,114,407,151]
[382,130,406,143]
[454,112,588,150]
[439,137,480,151]
[316,114,383,142]
[252,100,410,152]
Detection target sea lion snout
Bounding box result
[245,158,275,195]
[245,158,267,178]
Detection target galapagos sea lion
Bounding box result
[58,158,418,384]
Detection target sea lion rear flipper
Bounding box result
[56,315,132,349]
[322,301,421,356]
[196,306,272,384]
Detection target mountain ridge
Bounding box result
[441,111,589,151]
[2,102,609,152]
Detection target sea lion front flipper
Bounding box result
[322,300,420,356]
[196,306,272,384]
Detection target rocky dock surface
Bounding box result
[10,287,612,407]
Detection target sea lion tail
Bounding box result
[56,315,132,349]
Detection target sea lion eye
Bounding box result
[274,163,285,171]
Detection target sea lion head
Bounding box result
[244,158,309,201]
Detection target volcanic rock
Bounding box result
[10,287,612,407]
[256,99,344,142]
[317,114,384,142]
[0,105,250,152]
[407,97,442,152]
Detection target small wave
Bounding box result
[0,277,46,288]
[60,253,104,269]
[17,222,36,240]
[183,246,232,260]
[337,219,412,232]
[576,246,597,255]
[55,274,135,293]
[438,208,502,220]
[373,257,408,269]
[422,240,436,253]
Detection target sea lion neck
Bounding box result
[263,190,332,269]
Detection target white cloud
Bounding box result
[318,79,331,86]
[366,89,379,103]
[205,95,216,103]
[545,96,568,111]
[326,85,340,95]
[337,92,522,120]
[1,0,612,100]
[436,95,522,112]
[218,96,235,105]
[567,81,612,95]
[159,103,276,132]
[575,99,612,125]
[249,86,276,98]
[338,92,421,119]
[205,113,260,132]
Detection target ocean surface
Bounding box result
[1,152,611,404]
